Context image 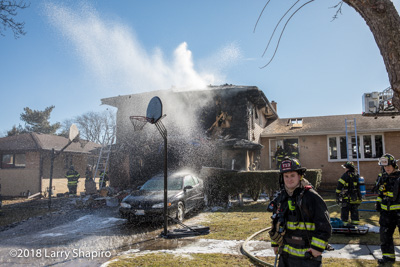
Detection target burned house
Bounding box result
[101,85,278,188]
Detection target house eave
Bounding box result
[261,128,400,138]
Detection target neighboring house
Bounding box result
[101,85,278,187]
[260,113,400,188]
[0,133,101,197]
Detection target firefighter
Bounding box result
[274,145,287,170]
[65,165,80,197]
[376,153,400,264]
[289,143,299,159]
[268,157,331,266]
[335,161,362,225]
[99,170,109,189]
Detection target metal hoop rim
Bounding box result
[129,115,152,122]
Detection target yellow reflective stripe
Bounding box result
[283,245,308,257]
[390,204,400,210]
[338,178,346,185]
[271,241,277,245]
[377,197,382,202]
[387,192,394,197]
[381,204,400,211]
[382,253,396,259]
[383,253,395,258]
[311,237,327,250]
[286,221,315,231]
[335,189,341,193]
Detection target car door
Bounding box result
[183,175,197,211]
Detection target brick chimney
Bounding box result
[271,101,277,113]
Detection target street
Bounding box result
[0,198,165,266]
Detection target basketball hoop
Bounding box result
[129,116,150,131]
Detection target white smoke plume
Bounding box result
[43,2,241,94]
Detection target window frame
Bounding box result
[1,153,26,169]
[327,134,384,162]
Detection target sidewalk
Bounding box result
[249,241,400,260]
[112,237,400,261]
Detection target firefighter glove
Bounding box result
[268,229,285,247]
[375,202,381,212]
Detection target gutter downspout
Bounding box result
[29,133,44,194]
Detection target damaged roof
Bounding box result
[0,133,101,153]
[101,84,278,119]
[261,114,400,137]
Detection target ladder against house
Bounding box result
[345,118,360,172]
[93,136,114,189]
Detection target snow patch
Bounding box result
[39,233,65,237]
[76,215,94,222]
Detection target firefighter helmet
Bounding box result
[279,157,306,174]
[342,161,355,170]
[378,153,397,168]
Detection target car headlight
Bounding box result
[152,202,172,209]
[120,202,131,209]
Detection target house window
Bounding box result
[328,134,384,161]
[288,118,303,128]
[328,137,337,159]
[1,153,26,168]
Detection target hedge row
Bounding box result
[199,167,322,206]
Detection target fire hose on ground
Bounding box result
[241,226,275,267]
[241,195,379,265]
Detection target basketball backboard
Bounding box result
[146,96,163,123]
[69,124,79,141]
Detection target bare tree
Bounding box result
[0,0,30,38]
[61,110,116,145]
[257,0,400,112]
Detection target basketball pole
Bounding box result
[155,120,168,237]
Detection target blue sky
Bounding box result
[1,0,399,135]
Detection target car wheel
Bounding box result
[176,202,185,222]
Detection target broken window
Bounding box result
[288,118,303,128]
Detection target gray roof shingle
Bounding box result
[262,114,400,137]
[0,133,100,153]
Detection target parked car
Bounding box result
[119,170,205,223]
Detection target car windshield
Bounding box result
[140,175,183,191]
